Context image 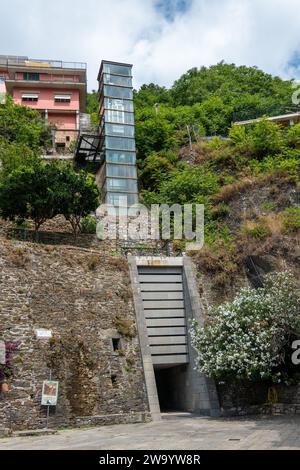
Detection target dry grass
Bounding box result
[110,256,128,272]
[192,241,240,288]
[241,220,271,240]
[212,173,295,204]
[212,177,255,203]
[7,246,30,268]
[113,316,136,338]
[261,214,283,235]
[86,255,101,271]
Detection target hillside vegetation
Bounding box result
[130,62,300,289]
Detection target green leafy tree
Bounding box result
[0,165,58,231]
[134,83,170,108]
[229,120,285,158]
[200,96,233,135]
[148,165,220,204]
[58,170,100,238]
[86,90,99,128]
[135,113,177,160]
[247,120,285,158]
[0,96,51,149]
[171,62,292,115]
[139,151,177,191]
[0,163,99,235]
[286,123,300,148]
[0,138,40,181]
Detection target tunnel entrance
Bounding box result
[154,364,189,412]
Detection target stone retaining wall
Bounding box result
[217,380,300,416]
[0,237,149,431]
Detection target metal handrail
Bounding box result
[0,56,86,70]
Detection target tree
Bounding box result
[229,120,285,159]
[286,123,300,149]
[0,96,51,149]
[59,170,100,238]
[86,90,99,128]
[200,96,233,135]
[191,271,300,384]
[0,163,100,235]
[139,151,177,191]
[171,62,292,115]
[135,113,177,160]
[134,83,170,108]
[247,120,284,158]
[0,164,60,231]
[153,165,220,205]
[0,138,40,181]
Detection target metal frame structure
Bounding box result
[74,134,102,163]
[97,60,138,206]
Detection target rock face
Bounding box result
[0,238,149,430]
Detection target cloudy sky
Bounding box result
[1,0,300,90]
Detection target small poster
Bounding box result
[41,380,59,406]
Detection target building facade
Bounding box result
[0,55,87,152]
[96,61,138,206]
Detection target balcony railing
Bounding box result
[11,74,84,84]
[0,56,86,70]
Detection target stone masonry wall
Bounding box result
[217,381,300,416]
[0,237,149,431]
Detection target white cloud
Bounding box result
[1,0,300,90]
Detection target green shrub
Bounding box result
[247,120,284,159]
[282,207,300,232]
[12,219,30,230]
[250,154,300,178]
[261,201,276,212]
[242,222,271,239]
[81,215,97,234]
[286,123,300,148]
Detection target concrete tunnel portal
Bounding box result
[128,256,220,419]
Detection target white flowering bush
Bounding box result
[191,271,300,383]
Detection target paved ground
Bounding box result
[1,414,300,450]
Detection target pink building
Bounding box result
[0,55,87,152]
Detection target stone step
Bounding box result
[12,429,58,437]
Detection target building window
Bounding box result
[107,164,137,178]
[106,178,138,192]
[23,72,40,81]
[54,94,71,103]
[106,150,136,165]
[106,192,138,206]
[104,73,132,87]
[104,85,133,100]
[22,93,38,102]
[66,136,70,142]
[105,136,136,151]
[103,63,132,77]
[106,123,134,138]
[105,110,134,125]
[104,97,134,112]
[56,143,66,149]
